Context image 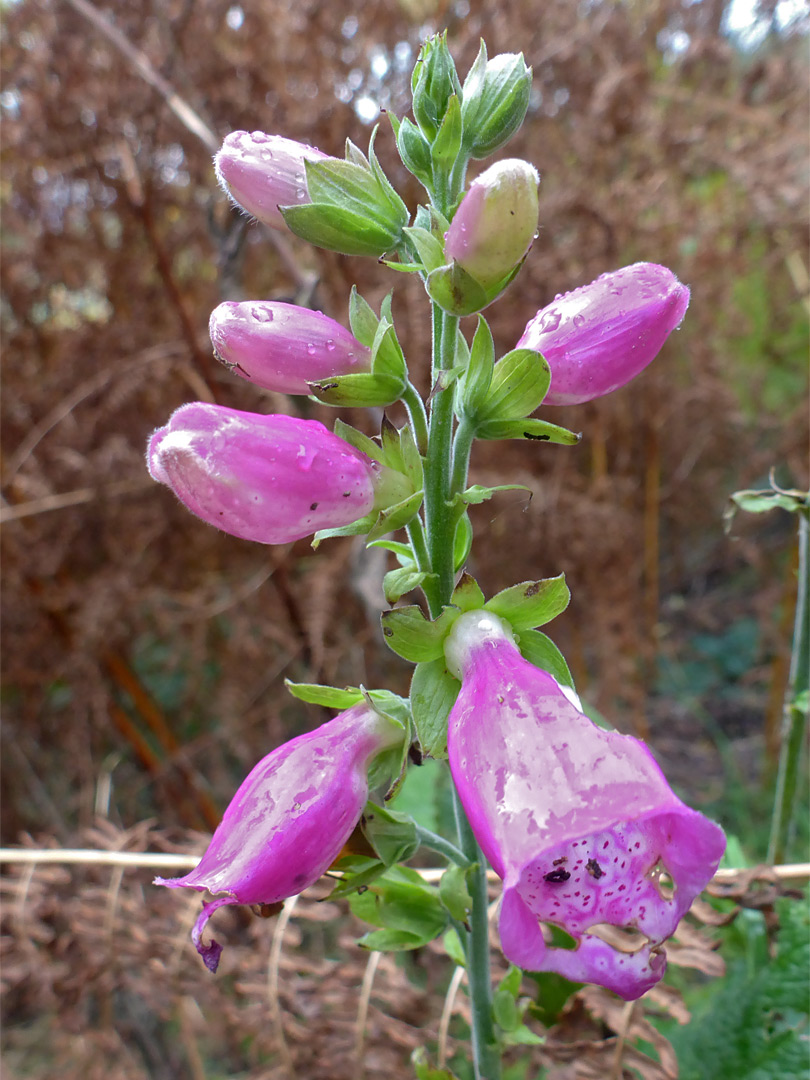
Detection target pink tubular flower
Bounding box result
[444,610,725,1000]
[444,158,539,291]
[156,703,403,971]
[517,263,690,406]
[214,131,328,230]
[147,403,407,544]
[209,301,371,394]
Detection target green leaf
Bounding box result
[308,370,405,408]
[430,93,463,171]
[493,988,520,1032]
[348,285,379,347]
[368,129,410,224]
[383,565,429,604]
[669,897,810,1080]
[476,348,551,422]
[498,965,523,998]
[412,1047,460,1080]
[516,629,575,688]
[349,864,448,951]
[280,202,398,257]
[455,483,531,507]
[451,573,485,611]
[328,854,387,899]
[366,489,424,542]
[410,658,460,758]
[500,1024,544,1047]
[398,423,424,490]
[485,574,570,631]
[439,864,472,922]
[283,680,364,709]
[396,117,434,188]
[380,605,459,663]
[312,511,376,547]
[476,416,582,444]
[362,802,419,866]
[453,511,473,571]
[442,928,466,968]
[368,538,414,562]
[370,318,407,382]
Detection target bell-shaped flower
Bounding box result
[443,158,539,293]
[517,263,690,406]
[209,301,371,395]
[147,403,411,544]
[444,610,725,1000]
[214,130,328,230]
[156,703,404,971]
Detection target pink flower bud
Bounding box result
[444,611,725,1001]
[209,301,371,394]
[444,159,539,291]
[156,703,403,971]
[214,131,328,230]
[518,263,690,406]
[147,403,387,544]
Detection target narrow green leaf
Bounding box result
[451,573,485,611]
[332,417,385,463]
[459,315,495,418]
[308,371,404,407]
[431,93,463,170]
[477,417,582,444]
[312,511,376,547]
[281,202,397,257]
[453,512,473,571]
[485,573,570,631]
[362,802,419,866]
[439,864,473,921]
[383,566,428,604]
[403,225,446,273]
[348,285,379,347]
[410,658,460,758]
[283,680,364,709]
[368,538,415,562]
[493,988,520,1032]
[380,605,449,663]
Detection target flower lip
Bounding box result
[445,617,725,999]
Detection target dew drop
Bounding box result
[326,339,336,352]
[538,308,562,334]
[251,305,273,323]
[259,147,274,161]
[572,313,586,328]
[251,131,269,143]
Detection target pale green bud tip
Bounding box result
[444,159,539,291]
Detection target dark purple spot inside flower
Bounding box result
[310,502,319,510]
[544,868,571,883]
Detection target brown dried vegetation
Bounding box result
[1,0,808,1076]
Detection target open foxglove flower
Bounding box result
[156,703,403,972]
[518,262,690,406]
[147,403,410,544]
[444,610,725,1000]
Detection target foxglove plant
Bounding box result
[150,31,723,1079]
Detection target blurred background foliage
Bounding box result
[1,0,808,1076]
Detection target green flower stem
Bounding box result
[415,824,471,867]
[453,787,501,1080]
[451,416,477,498]
[768,509,809,864]
[423,306,459,608]
[420,296,501,1080]
[402,379,429,455]
[405,516,439,611]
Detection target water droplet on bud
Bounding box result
[251,306,273,323]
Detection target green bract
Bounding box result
[461,43,532,159]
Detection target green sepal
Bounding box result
[344,138,370,169]
[370,318,407,383]
[380,604,460,663]
[348,285,379,347]
[349,864,448,951]
[368,127,410,225]
[484,573,570,631]
[304,154,407,236]
[308,370,404,407]
[451,572,485,612]
[403,225,446,274]
[439,864,473,922]
[381,260,425,274]
[361,801,420,867]
[306,377,397,412]
[284,680,364,709]
[426,260,489,318]
[453,512,473,571]
[477,417,582,444]
[515,629,574,689]
[458,315,495,418]
[281,202,399,258]
[410,657,460,759]
[461,42,532,159]
[429,366,466,398]
[475,348,550,423]
[312,511,376,547]
[332,417,385,464]
[366,489,424,542]
[411,31,462,143]
[430,93,463,172]
[383,565,429,604]
[379,416,424,490]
